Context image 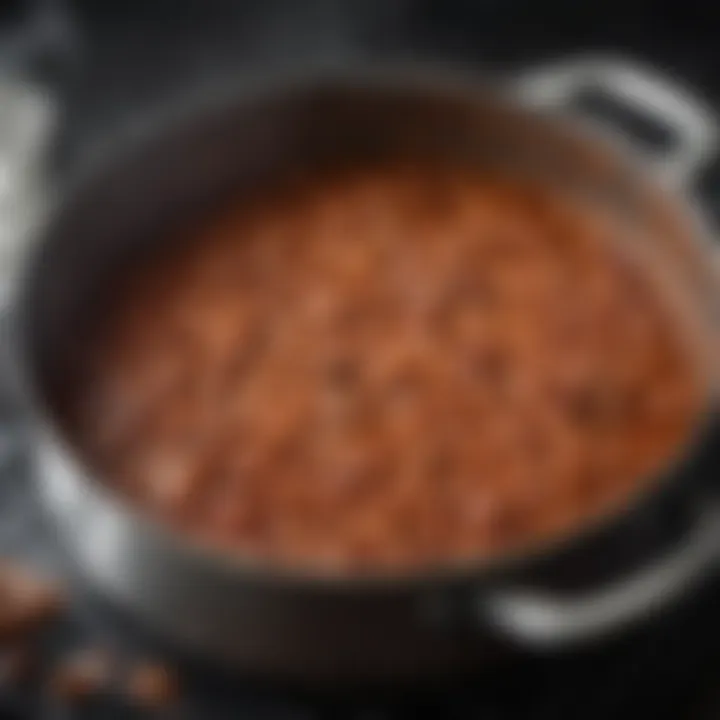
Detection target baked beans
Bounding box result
[70,164,702,572]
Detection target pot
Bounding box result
[3,57,720,683]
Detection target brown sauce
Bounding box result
[70,164,703,573]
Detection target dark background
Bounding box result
[4,0,718,162]
[2,1,720,718]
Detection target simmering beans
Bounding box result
[70,165,702,572]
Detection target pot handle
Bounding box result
[514,56,717,186]
[481,503,720,648]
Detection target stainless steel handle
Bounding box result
[482,504,720,648]
[515,56,717,187]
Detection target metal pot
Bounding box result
[4,57,720,683]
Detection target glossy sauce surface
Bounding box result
[71,166,702,572]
